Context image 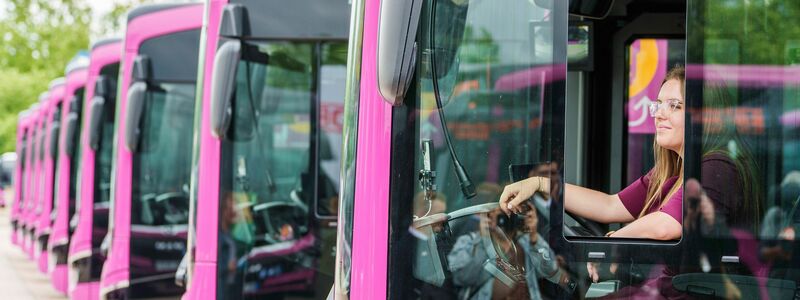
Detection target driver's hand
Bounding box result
[586,262,618,283]
[586,262,599,283]
[499,177,540,215]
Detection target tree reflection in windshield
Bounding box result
[131,83,195,226]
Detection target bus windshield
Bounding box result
[217,40,346,298]
[130,82,195,227]
[93,63,119,207]
[18,133,27,207]
[68,87,84,231]
[49,104,62,215]
[386,0,565,297]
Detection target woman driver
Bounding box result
[499,65,686,241]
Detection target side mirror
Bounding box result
[132,55,151,82]
[568,0,614,19]
[100,232,111,257]
[376,0,424,105]
[48,120,60,159]
[174,251,190,287]
[64,96,80,157]
[88,96,105,151]
[89,76,111,151]
[210,40,241,138]
[95,76,111,99]
[124,82,146,152]
[64,113,78,157]
[124,56,151,152]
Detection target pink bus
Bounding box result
[67,37,122,300]
[182,0,350,299]
[335,0,800,299]
[0,153,17,208]
[48,53,90,294]
[19,100,43,255]
[34,78,66,271]
[100,3,203,299]
[11,106,36,246]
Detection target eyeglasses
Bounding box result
[648,99,683,117]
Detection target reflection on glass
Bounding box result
[567,23,590,70]
[87,63,118,281]
[626,39,686,185]
[48,104,62,216]
[131,82,195,227]
[18,132,27,209]
[553,51,685,242]
[390,0,570,299]
[217,40,346,299]
[68,87,84,234]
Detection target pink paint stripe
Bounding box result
[247,234,314,260]
[71,282,100,300]
[350,0,390,298]
[780,110,800,128]
[686,64,800,87]
[187,1,227,298]
[261,269,315,286]
[195,0,226,264]
[52,265,69,294]
[494,64,567,92]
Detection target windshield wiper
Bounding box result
[427,0,475,199]
[244,59,277,194]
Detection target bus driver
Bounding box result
[500,65,686,241]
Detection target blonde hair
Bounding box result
[639,65,685,218]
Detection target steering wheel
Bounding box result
[563,210,606,237]
[153,192,190,224]
[253,201,308,244]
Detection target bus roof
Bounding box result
[47,77,66,90]
[127,3,202,23]
[65,52,90,75]
[91,37,122,51]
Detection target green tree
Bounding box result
[0,0,91,153]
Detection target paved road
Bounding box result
[0,206,67,300]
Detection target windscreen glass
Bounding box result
[68,87,84,232]
[387,0,566,298]
[48,104,62,215]
[18,132,28,206]
[93,62,119,207]
[130,82,195,226]
[216,40,347,299]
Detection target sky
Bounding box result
[90,0,120,38]
[88,0,178,40]
[0,0,180,42]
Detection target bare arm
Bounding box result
[609,211,681,240]
[563,184,635,224]
[499,176,634,224]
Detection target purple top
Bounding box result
[618,172,683,224]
